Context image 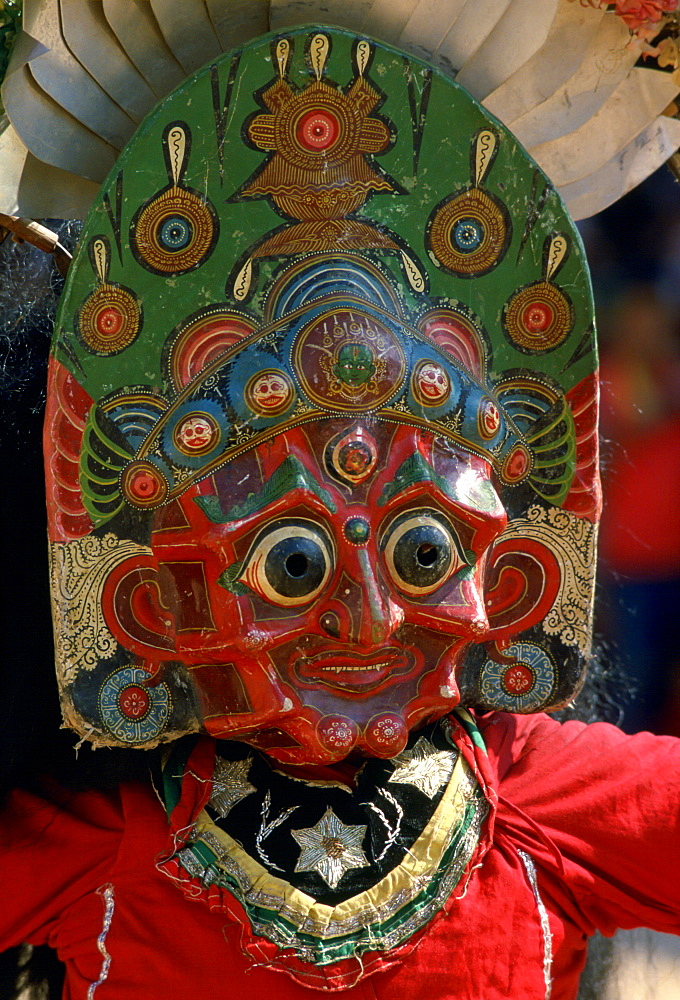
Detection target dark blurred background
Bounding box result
[579,166,680,737]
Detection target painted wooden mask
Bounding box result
[45,27,600,763]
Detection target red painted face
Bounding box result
[102,421,508,764]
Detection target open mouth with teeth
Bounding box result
[292,648,417,693]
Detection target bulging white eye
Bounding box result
[239,520,334,606]
[382,509,466,596]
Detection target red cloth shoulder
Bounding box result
[0,782,126,950]
[478,712,680,936]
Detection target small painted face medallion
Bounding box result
[333,342,376,387]
[174,414,219,454]
[478,397,500,439]
[413,360,450,406]
[245,369,294,416]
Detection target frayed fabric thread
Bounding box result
[518,850,553,1000]
[87,883,115,999]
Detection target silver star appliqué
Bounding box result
[388,737,457,799]
[292,808,369,889]
[209,757,256,818]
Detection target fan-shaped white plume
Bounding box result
[1,0,678,218]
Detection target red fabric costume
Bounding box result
[2,712,678,1000]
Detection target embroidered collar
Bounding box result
[159,711,493,989]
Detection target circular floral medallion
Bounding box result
[479,642,556,712]
[121,460,169,508]
[131,187,218,276]
[365,713,408,757]
[427,187,510,278]
[502,280,573,353]
[77,284,141,355]
[502,662,534,695]
[99,666,171,743]
[119,685,151,718]
[317,715,359,755]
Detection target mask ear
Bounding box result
[102,555,177,659]
[484,536,561,640]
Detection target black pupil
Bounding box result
[286,553,309,578]
[393,523,452,589]
[417,543,438,567]
[265,534,326,599]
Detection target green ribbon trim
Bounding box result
[454,708,488,753]
[163,735,199,817]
